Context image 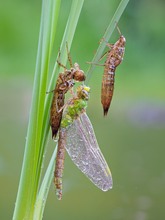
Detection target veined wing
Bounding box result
[64,112,113,191]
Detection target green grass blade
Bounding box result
[39,0,85,174]
[51,0,85,83]
[34,0,84,213]
[86,0,130,83]
[34,146,57,220]
[13,0,61,219]
[34,0,61,198]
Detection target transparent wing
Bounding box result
[64,112,113,191]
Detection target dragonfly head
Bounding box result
[77,85,90,100]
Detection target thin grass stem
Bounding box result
[86,0,130,83]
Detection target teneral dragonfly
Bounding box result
[54,85,113,200]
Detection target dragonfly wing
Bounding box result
[65,113,113,191]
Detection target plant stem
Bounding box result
[13,0,61,219]
[86,0,130,83]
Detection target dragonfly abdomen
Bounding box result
[101,65,115,116]
[54,129,66,200]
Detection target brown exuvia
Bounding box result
[50,45,85,139]
[101,27,126,116]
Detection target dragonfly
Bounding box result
[50,45,85,139]
[101,25,126,116]
[54,85,113,200]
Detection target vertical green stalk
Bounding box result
[34,147,57,219]
[38,0,85,185]
[13,0,84,219]
[34,0,84,217]
[13,0,61,219]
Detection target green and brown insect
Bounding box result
[54,85,112,200]
[101,26,126,115]
[50,46,86,139]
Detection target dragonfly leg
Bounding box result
[46,89,56,94]
[114,21,122,36]
[98,50,110,62]
[56,96,66,113]
[100,38,114,48]
[69,86,75,96]
[58,74,67,85]
[87,49,110,65]
[66,42,73,68]
[86,61,105,67]
[56,88,74,113]
[57,48,67,69]
[57,104,66,113]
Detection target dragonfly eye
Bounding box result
[76,85,90,100]
[81,89,89,100]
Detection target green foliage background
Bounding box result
[0,0,165,219]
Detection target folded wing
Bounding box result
[65,112,113,191]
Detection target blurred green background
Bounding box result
[0,0,165,219]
